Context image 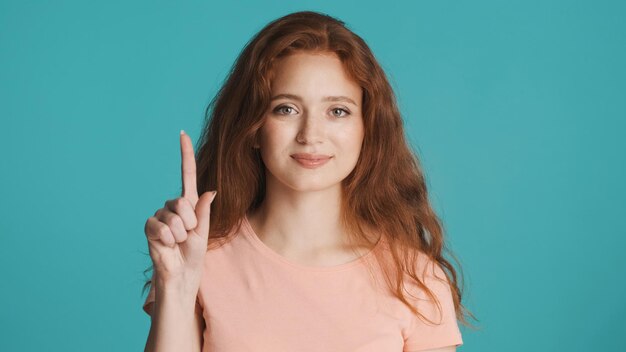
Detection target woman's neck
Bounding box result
[248,184,347,254]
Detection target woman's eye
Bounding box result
[331,108,350,118]
[274,106,296,115]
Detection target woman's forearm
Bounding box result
[145,279,202,352]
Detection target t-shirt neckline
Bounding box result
[242,214,383,273]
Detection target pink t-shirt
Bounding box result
[143,215,463,351]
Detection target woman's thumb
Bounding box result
[194,190,217,240]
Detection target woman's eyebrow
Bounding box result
[270,93,358,106]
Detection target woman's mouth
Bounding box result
[290,154,333,169]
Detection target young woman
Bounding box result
[142,10,474,352]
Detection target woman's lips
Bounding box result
[290,153,332,159]
[290,155,332,169]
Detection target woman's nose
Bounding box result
[296,114,325,145]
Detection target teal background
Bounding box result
[1,0,624,351]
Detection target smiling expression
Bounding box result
[256,51,365,192]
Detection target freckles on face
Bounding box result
[256,51,365,191]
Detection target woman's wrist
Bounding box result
[154,271,202,300]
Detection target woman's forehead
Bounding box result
[269,53,361,103]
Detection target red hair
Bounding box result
[144,10,476,328]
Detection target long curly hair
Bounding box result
[143,10,476,329]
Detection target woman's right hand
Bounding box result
[144,130,217,288]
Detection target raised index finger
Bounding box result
[180,130,199,203]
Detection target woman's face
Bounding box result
[256,51,364,192]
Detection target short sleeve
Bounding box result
[142,280,156,316]
[402,260,463,351]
